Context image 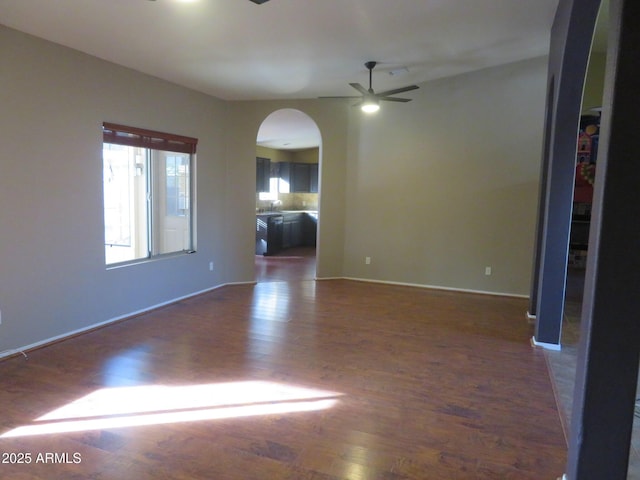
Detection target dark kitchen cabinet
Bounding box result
[282,212,316,248]
[303,212,317,246]
[277,162,319,193]
[310,164,319,193]
[282,212,303,248]
[277,162,291,192]
[291,163,310,192]
[256,157,271,193]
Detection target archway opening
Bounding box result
[254,109,322,282]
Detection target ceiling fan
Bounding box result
[321,61,419,113]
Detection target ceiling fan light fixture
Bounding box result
[361,97,380,113]
[319,61,417,111]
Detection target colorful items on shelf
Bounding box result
[574,114,599,203]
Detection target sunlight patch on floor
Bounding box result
[1,381,341,438]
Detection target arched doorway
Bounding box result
[254,109,322,282]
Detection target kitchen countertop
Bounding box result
[256,211,283,217]
[256,210,317,215]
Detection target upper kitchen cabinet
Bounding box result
[256,157,271,193]
[292,163,311,193]
[309,163,318,193]
[278,162,319,193]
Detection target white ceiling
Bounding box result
[257,109,321,150]
[1,0,565,148]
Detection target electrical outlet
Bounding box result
[365,256,371,265]
[485,266,492,276]
[209,261,214,271]
[0,308,2,325]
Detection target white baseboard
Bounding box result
[0,276,530,361]
[0,281,255,361]
[526,311,536,324]
[340,276,528,299]
[531,336,562,351]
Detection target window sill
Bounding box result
[105,250,196,270]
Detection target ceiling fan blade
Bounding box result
[380,97,412,103]
[376,85,419,97]
[349,83,369,95]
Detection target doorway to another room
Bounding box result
[254,109,321,283]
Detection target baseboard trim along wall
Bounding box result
[0,281,256,362]
[526,311,536,325]
[531,336,562,351]
[335,276,529,299]
[1,277,532,362]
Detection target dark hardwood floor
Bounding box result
[254,246,317,283]
[0,252,566,479]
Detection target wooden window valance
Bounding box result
[102,122,197,154]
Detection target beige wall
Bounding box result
[256,146,294,163]
[582,51,607,113]
[0,26,230,353]
[255,146,319,165]
[0,23,549,355]
[292,148,320,164]
[241,57,548,297]
[342,57,548,295]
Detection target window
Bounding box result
[102,123,197,265]
[258,177,279,201]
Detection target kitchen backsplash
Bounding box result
[256,192,318,211]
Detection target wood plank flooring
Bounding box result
[0,257,566,479]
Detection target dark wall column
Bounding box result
[532,0,601,347]
[566,0,640,477]
[527,76,555,320]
